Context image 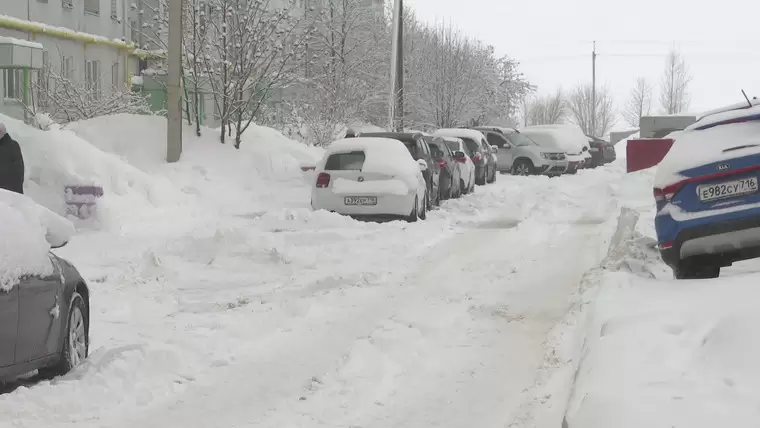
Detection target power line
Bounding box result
[518,52,760,61]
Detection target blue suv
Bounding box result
[654,106,760,279]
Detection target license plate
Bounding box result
[344,196,377,206]
[698,177,759,202]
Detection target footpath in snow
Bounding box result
[0,113,662,427]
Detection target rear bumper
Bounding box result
[659,212,760,267]
[312,191,415,217]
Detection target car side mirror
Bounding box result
[417,159,428,171]
[454,150,466,159]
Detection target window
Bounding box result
[85,60,101,98]
[505,132,538,147]
[420,139,430,156]
[324,152,366,171]
[461,138,479,155]
[444,140,461,153]
[85,0,100,15]
[486,132,508,148]
[111,0,118,19]
[2,70,24,100]
[62,0,73,9]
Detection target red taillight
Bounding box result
[660,241,674,249]
[316,172,331,188]
[439,159,447,169]
[471,153,482,163]
[653,181,687,202]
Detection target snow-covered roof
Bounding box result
[697,99,760,121]
[323,137,418,178]
[0,36,43,50]
[521,125,589,153]
[432,128,486,142]
[688,103,760,131]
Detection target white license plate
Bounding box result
[698,177,759,202]
[344,196,377,206]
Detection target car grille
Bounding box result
[547,153,566,160]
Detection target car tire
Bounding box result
[673,260,721,280]
[512,160,534,176]
[487,167,496,183]
[39,292,88,378]
[406,196,419,223]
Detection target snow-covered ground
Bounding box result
[3,115,758,428]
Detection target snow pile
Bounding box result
[0,190,75,290]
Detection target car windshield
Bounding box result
[507,132,537,147]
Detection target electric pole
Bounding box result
[388,0,404,132]
[591,40,597,137]
[166,0,183,162]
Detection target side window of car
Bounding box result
[487,132,509,148]
[421,140,430,157]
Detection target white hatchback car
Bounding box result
[311,137,429,222]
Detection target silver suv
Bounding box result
[473,127,568,176]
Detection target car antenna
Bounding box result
[741,89,753,107]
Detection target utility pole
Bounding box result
[591,40,597,137]
[166,0,183,162]
[388,0,404,132]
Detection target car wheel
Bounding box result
[673,260,721,279]
[490,167,497,183]
[40,292,88,378]
[406,196,419,223]
[512,160,534,176]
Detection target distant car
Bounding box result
[521,125,591,174]
[587,136,616,167]
[440,137,476,194]
[1,190,90,382]
[311,137,428,222]
[426,137,463,200]
[654,105,760,279]
[474,126,567,176]
[432,128,496,185]
[356,132,441,209]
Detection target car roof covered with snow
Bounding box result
[654,104,760,188]
[521,125,589,154]
[321,137,419,177]
[432,128,486,143]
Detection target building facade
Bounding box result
[0,0,140,120]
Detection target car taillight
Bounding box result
[439,159,447,169]
[471,153,482,163]
[316,172,331,188]
[653,181,687,202]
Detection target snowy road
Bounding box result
[2,165,624,428]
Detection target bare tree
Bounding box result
[567,83,615,137]
[522,89,567,126]
[660,49,691,114]
[622,77,653,127]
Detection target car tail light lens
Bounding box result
[316,172,331,188]
[653,181,687,202]
[471,153,482,163]
[439,159,447,169]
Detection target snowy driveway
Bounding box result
[1,167,624,428]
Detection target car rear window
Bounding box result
[428,142,446,158]
[461,138,479,155]
[444,141,460,153]
[324,151,366,171]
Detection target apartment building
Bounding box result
[0,0,140,120]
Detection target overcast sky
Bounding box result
[407,0,760,130]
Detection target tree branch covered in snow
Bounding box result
[622,77,653,128]
[660,49,691,115]
[521,89,567,127]
[567,83,616,137]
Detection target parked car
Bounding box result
[426,137,463,200]
[1,190,90,381]
[473,126,567,176]
[311,137,428,222]
[587,136,616,167]
[654,104,760,279]
[521,125,591,174]
[440,137,476,194]
[432,128,496,185]
[356,132,441,209]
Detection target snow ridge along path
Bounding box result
[2,163,626,428]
